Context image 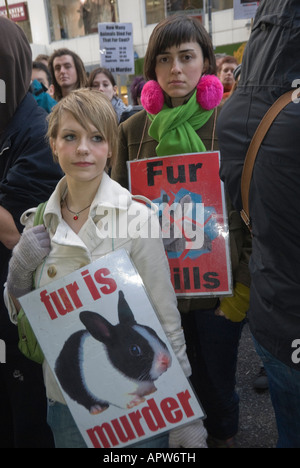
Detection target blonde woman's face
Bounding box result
[51,111,110,185]
[91,72,117,101]
[155,42,208,98]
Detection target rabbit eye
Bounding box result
[129,344,142,356]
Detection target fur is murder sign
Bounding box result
[19,249,204,448]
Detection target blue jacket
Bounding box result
[0,93,63,289]
[30,80,57,113]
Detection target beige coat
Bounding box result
[6,173,191,403]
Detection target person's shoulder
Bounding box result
[119,106,144,123]
[120,108,147,129]
[119,109,149,142]
[130,195,158,227]
[20,207,37,228]
[6,93,48,140]
[21,92,49,122]
[107,176,155,218]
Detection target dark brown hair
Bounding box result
[130,76,146,105]
[87,67,116,88]
[144,15,216,81]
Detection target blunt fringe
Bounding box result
[144,15,216,81]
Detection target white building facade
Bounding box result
[1,0,252,69]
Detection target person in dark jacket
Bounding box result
[217,0,300,448]
[0,17,63,448]
[119,75,146,123]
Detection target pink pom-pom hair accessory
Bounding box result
[141,75,223,114]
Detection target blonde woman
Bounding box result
[6,88,207,448]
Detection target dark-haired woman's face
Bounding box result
[91,72,117,101]
[155,42,207,98]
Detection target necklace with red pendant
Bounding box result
[65,199,91,220]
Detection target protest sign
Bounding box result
[128,152,232,298]
[98,22,134,74]
[233,0,260,20]
[19,249,204,448]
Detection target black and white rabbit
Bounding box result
[55,290,172,414]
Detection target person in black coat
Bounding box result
[0,17,63,448]
[216,0,300,448]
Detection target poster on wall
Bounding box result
[98,22,134,74]
[233,0,260,20]
[19,249,204,448]
[128,152,232,298]
[0,2,29,22]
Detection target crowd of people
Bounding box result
[0,0,299,449]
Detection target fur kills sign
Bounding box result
[128,152,232,298]
[19,249,204,448]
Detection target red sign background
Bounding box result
[128,152,232,298]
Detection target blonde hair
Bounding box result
[47,88,118,169]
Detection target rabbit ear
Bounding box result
[79,311,114,345]
[118,291,136,325]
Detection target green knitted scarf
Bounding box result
[147,90,213,157]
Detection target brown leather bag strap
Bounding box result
[240,89,295,230]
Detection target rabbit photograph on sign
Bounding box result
[55,291,172,415]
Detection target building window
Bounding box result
[145,1,206,26]
[46,0,119,42]
[211,0,233,11]
[145,0,165,25]
[167,1,204,16]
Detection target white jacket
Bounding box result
[7,173,191,403]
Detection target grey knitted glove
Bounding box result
[7,225,51,298]
[169,420,208,448]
